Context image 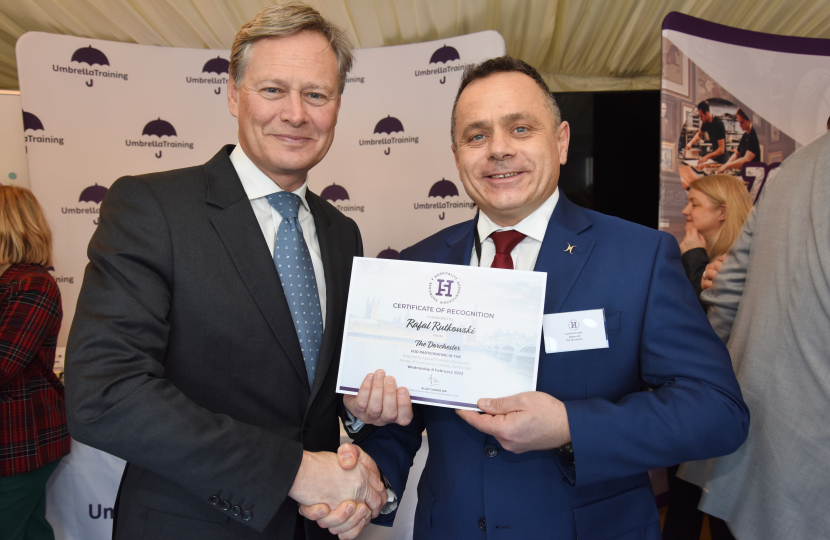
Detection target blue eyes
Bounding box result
[515,127,527,133]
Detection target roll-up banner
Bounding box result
[17,31,505,540]
[660,12,830,242]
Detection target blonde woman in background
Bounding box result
[678,174,753,302]
[0,186,66,540]
[664,174,752,540]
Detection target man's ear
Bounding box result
[228,78,239,118]
[556,121,571,165]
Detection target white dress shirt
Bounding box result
[471,188,560,269]
[229,145,327,328]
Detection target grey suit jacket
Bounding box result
[679,132,830,540]
[65,145,363,539]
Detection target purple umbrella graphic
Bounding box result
[71,46,110,67]
[142,118,177,137]
[22,111,44,131]
[320,183,349,202]
[429,45,460,64]
[374,116,404,135]
[79,184,108,204]
[428,178,459,198]
[377,248,399,259]
[202,57,230,75]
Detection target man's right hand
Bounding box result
[701,254,726,291]
[288,445,385,520]
[298,444,380,539]
[344,370,413,427]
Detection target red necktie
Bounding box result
[489,230,527,269]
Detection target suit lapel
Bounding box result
[305,192,340,404]
[442,213,478,265]
[535,195,596,313]
[205,146,310,388]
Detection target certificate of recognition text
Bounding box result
[336,257,547,410]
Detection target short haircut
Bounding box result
[735,108,751,122]
[0,186,52,267]
[450,56,561,145]
[697,101,710,114]
[230,3,354,95]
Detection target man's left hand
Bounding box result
[344,370,413,427]
[456,392,571,454]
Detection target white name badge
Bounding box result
[542,309,609,353]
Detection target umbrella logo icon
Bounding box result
[374,115,404,135]
[377,248,399,259]
[22,111,44,131]
[429,45,460,64]
[79,184,108,204]
[71,46,110,67]
[142,118,177,137]
[428,178,459,198]
[202,56,230,75]
[320,183,349,202]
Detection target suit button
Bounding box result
[208,495,220,505]
[303,424,311,435]
[232,505,242,516]
[220,500,231,511]
[242,510,253,522]
[484,444,498,458]
[478,518,486,531]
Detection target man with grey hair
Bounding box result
[65,4,403,540]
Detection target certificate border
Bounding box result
[340,386,477,409]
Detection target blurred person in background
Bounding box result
[678,175,752,303]
[0,186,66,540]
[665,174,751,540]
[716,108,760,174]
[678,130,830,540]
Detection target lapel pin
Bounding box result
[564,243,576,254]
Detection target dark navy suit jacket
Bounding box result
[358,195,749,540]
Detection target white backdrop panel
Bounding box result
[0,91,30,188]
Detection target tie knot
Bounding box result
[490,230,527,255]
[266,191,302,219]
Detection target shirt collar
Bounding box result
[477,188,559,242]
[230,144,310,212]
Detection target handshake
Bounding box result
[288,370,414,539]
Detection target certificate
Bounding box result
[336,257,547,410]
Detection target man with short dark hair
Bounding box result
[686,100,729,166]
[65,5,393,540]
[306,57,750,540]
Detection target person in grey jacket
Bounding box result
[679,131,830,540]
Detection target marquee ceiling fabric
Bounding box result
[1,0,829,91]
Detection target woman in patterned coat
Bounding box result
[0,186,66,540]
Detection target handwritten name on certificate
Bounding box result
[336,258,547,410]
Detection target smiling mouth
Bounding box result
[487,172,521,179]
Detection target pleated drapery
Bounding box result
[1,0,829,91]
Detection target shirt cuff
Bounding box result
[344,410,365,433]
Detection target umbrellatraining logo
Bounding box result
[62,184,108,225]
[125,118,194,158]
[414,44,474,84]
[53,45,128,87]
[359,115,419,155]
[22,111,64,146]
[186,56,230,95]
[413,178,475,219]
[320,183,363,213]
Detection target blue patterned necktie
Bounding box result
[266,191,323,389]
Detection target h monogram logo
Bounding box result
[435,279,454,297]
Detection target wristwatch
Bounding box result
[379,472,398,515]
